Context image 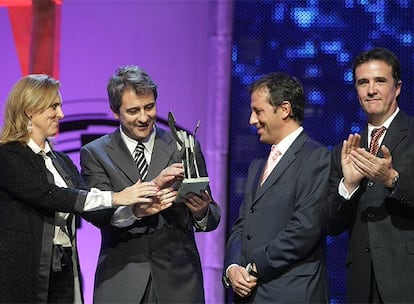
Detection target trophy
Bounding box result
[168,111,209,201]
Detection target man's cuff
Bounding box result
[222,264,238,288]
[226,264,238,277]
[110,205,141,227]
[222,274,231,288]
[194,208,209,230]
[338,177,359,200]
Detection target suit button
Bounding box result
[367,181,374,187]
[365,246,370,252]
[247,234,252,240]
[367,213,374,219]
[249,208,255,213]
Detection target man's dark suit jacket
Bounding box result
[80,127,220,303]
[224,131,330,303]
[325,110,414,303]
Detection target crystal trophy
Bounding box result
[168,111,209,201]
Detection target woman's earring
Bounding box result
[27,119,33,133]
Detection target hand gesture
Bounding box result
[350,144,398,186]
[227,265,258,298]
[132,187,177,217]
[112,180,158,206]
[156,187,178,205]
[152,163,184,189]
[341,133,364,192]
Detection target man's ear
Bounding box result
[279,101,292,119]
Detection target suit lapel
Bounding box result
[253,132,308,205]
[105,128,181,183]
[248,158,265,202]
[147,128,182,180]
[106,129,141,182]
[48,153,75,239]
[51,153,75,188]
[361,126,369,151]
[362,111,409,158]
[379,111,410,156]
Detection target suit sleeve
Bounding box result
[80,144,157,231]
[253,146,330,282]
[387,148,414,210]
[223,201,246,269]
[193,140,221,232]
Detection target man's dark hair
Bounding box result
[250,72,305,123]
[107,65,158,113]
[352,47,401,85]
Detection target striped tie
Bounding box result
[369,126,386,155]
[261,145,281,186]
[134,141,148,180]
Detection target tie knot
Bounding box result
[371,126,386,139]
[270,145,281,160]
[135,141,145,153]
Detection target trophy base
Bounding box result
[176,177,210,202]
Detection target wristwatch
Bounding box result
[387,174,399,190]
[246,262,259,278]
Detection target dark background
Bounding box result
[228,1,414,303]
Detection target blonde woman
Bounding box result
[0,74,180,303]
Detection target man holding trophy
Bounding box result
[80,65,221,303]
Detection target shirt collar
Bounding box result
[27,138,52,154]
[119,125,156,155]
[368,107,399,135]
[274,126,304,155]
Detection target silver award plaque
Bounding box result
[168,111,209,202]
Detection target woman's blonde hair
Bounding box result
[0,74,60,144]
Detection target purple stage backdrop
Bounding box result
[0,1,232,303]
